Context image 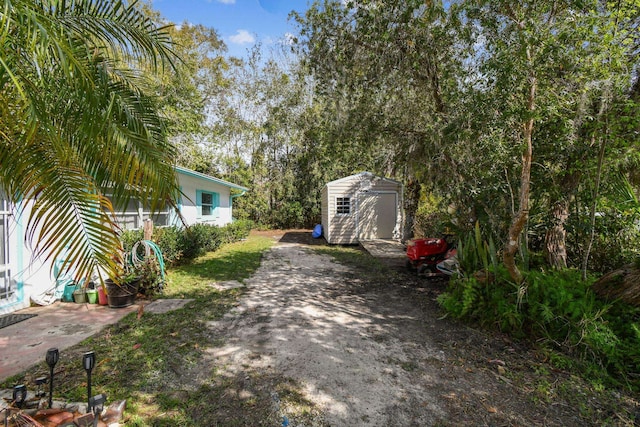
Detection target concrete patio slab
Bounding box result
[0,301,139,382]
[359,239,407,268]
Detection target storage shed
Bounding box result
[321,172,403,244]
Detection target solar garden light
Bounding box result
[12,384,26,409]
[35,376,47,398]
[45,347,59,408]
[89,393,107,426]
[83,351,96,411]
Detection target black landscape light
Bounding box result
[89,393,107,426]
[12,384,26,409]
[83,351,96,410]
[35,376,47,398]
[45,347,59,408]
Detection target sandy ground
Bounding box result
[203,240,600,426]
[209,243,448,425]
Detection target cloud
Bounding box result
[282,32,295,45]
[215,0,235,4]
[229,30,255,45]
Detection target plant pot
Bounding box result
[105,278,140,308]
[73,289,86,304]
[86,289,98,304]
[97,286,108,305]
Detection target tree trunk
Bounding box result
[402,178,421,242]
[503,71,536,284]
[544,200,569,269]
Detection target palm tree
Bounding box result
[0,0,180,282]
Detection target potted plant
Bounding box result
[103,239,165,307]
[104,265,141,308]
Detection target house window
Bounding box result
[336,197,351,215]
[202,192,214,216]
[108,196,170,230]
[197,190,220,219]
[112,198,141,230]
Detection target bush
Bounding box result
[438,267,640,389]
[120,221,254,267]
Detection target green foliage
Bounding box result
[456,222,499,277]
[136,257,164,297]
[120,220,254,267]
[439,268,640,389]
[0,0,180,284]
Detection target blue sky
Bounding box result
[151,0,310,58]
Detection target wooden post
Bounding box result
[143,219,153,257]
[143,219,153,240]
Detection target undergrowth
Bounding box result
[438,267,640,391]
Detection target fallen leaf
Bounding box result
[133,343,141,350]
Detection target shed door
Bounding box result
[358,193,396,240]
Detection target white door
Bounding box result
[357,193,397,240]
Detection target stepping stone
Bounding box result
[210,280,244,290]
[144,299,194,314]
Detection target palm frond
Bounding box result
[0,0,181,281]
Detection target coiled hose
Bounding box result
[130,239,166,282]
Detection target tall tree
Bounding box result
[0,0,180,281]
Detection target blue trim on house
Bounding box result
[196,189,220,220]
[175,166,249,192]
[1,200,25,311]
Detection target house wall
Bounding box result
[1,200,58,314]
[0,169,245,314]
[176,173,234,227]
[323,173,402,245]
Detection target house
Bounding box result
[321,172,403,244]
[0,167,248,314]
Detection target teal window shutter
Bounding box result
[213,192,220,218]
[196,190,203,219]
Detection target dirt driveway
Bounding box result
[205,236,616,426]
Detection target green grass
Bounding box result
[1,235,277,426]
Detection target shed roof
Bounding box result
[325,171,402,187]
[175,166,249,192]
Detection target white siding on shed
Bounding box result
[321,172,402,244]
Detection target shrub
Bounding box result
[439,267,640,389]
[152,226,183,265]
[120,221,254,267]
